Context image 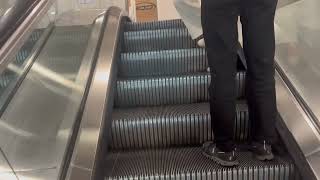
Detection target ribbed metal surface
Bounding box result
[125,19,185,32]
[27,29,44,44]
[105,147,298,180]
[123,28,196,52]
[14,48,32,65]
[115,72,246,107]
[119,48,207,77]
[0,73,14,88]
[110,102,249,150]
[0,30,44,93]
[14,29,44,65]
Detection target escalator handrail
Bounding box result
[64,7,128,180]
[0,0,54,74]
[0,0,40,47]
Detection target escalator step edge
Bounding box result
[105,147,299,180]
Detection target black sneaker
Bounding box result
[251,141,275,161]
[202,141,239,167]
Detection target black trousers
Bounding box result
[201,0,278,148]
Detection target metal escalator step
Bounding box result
[115,72,246,107]
[123,28,196,52]
[105,147,298,180]
[125,19,185,31]
[120,48,207,77]
[110,102,249,150]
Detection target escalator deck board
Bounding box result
[105,147,297,180]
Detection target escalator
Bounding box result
[103,20,300,179]
[1,4,319,180]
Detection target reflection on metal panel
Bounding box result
[0,25,93,179]
[0,0,54,74]
[0,150,12,173]
[16,169,57,180]
[275,1,320,178]
[276,71,320,179]
[275,0,320,129]
[55,9,106,26]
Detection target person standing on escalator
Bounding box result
[200,0,279,166]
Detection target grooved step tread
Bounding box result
[123,28,196,52]
[105,147,297,180]
[110,102,249,150]
[119,48,207,77]
[115,72,246,107]
[125,19,185,31]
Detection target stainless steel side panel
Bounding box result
[66,7,126,180]
[0,21,103,180]
[276,71,320,179]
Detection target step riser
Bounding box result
[120,49,207,77]
[125,19,185,31]
[110,104,249,150]
[123,29,196,52]
[115,73,246,107]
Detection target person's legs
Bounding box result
[201,0,239,150]
[240,0,278,159]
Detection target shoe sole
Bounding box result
[202,151,239,167]
[254,154,275,161]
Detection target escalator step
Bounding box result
[123,28,196,52]
[119,48,207,77]
[125,19,185,31]
[105,147,298,180]
[115,72,246,107]
[110,102,249,150]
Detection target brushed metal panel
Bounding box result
[67,7,126,180]
[0,24,93,180]
[276,71,320,179]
